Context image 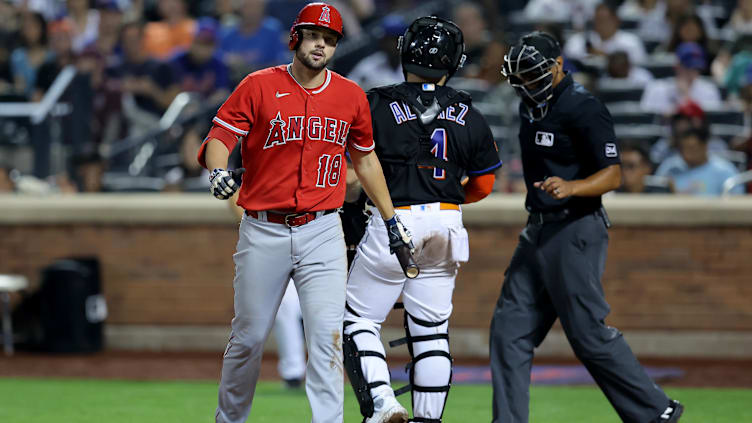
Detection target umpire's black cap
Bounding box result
[520,31,561,60]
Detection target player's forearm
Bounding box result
[205,138,231,170]
[229,191,244,219]
[344,163,362,203]
[571,164,622,196]
[349,150,395,220]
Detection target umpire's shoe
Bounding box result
[366,394,408,423]
[654,399,684,422]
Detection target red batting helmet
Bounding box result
[288,2,344,50]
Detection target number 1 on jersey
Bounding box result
[430,128,448,180]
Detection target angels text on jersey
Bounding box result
[263,111,351,149]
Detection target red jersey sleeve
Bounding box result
[197,75,255,168]
[347,89,375,152]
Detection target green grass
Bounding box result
[0,378,749,422]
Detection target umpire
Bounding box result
[489,32,683,423]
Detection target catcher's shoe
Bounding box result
[654,399,684,422]
[365,394,408,423]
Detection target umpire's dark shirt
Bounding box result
[519,73,621,213]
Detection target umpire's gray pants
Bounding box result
[216,212,347,423]
[490,212,670,423]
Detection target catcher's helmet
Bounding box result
[501,31,561,121]
[288,2,344,50]
[398,16,466,82]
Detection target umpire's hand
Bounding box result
[535,176,574,200]
[210,168,245,200]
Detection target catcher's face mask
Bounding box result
[501,35,559,121]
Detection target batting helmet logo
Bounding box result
[319,5,331,24]
[288,2,344,50]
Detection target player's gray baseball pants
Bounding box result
[489,212,670,423]
[215,211,347,423]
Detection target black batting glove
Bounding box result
[384,214,414,254]
[209,167,245,200]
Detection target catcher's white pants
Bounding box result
[345,204,469,420]
[274,281,306,381]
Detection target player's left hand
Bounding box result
[210,168,245,200]
[384,214,419,278]
[535,176,575,200]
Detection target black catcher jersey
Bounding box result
[367,82,501,206]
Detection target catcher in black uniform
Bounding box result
[343,16,501,423]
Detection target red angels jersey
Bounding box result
[198,65,375,212]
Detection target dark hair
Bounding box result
[667,14,708,53]
[21,12,48,48]
[620,139,653,166]
[595,1,619,19]
[119,20,144,38]
[677,127,708,145]
[670,113,709,140]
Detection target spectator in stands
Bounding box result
[0,165,13,192]
[564,2,647,65]
[730,64,752,191]
[650,101,728,164]
[452,2,490,77]
[0,32,13,98]
[15,0,63,21]
[656,127,743,195]
[108,21,179,137]
[522,0,599,24]
[163,122,209,191]
[663,14,714,72]
[640,42,721,115]
[214,0,238,29]
[725,0,752,34]
[10,12,51,99]
[218,0,288,84]
[143,0,195,60]
[617,0,668,43]
[63,0,99,53]
[665,0,719,41]
[33,20,76,102]
[0,0,20,37]
[71,148,105,192]
[618,140,671,193]
[171,17,229,105]
[600,50,654,87]
[88,0,124,66]
[716,34,752,99]
[347,14,406,91]
[0,0,19,88]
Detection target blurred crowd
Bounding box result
[0,0,750,196]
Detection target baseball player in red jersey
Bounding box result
[197,3,414,423]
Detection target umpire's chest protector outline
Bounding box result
[212,65,375,212]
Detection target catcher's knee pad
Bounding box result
[344,318,391,419]
[390,310,452,422]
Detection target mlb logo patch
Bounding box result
[605,143,618,157]
[535,131,554,147]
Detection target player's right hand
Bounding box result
[210,168,245,200]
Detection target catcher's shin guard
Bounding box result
[390,309,452,422]
[344,317,391,420]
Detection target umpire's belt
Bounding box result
[245,209,338,227]
[527,208,596,225]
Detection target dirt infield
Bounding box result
[1,351,751,388]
